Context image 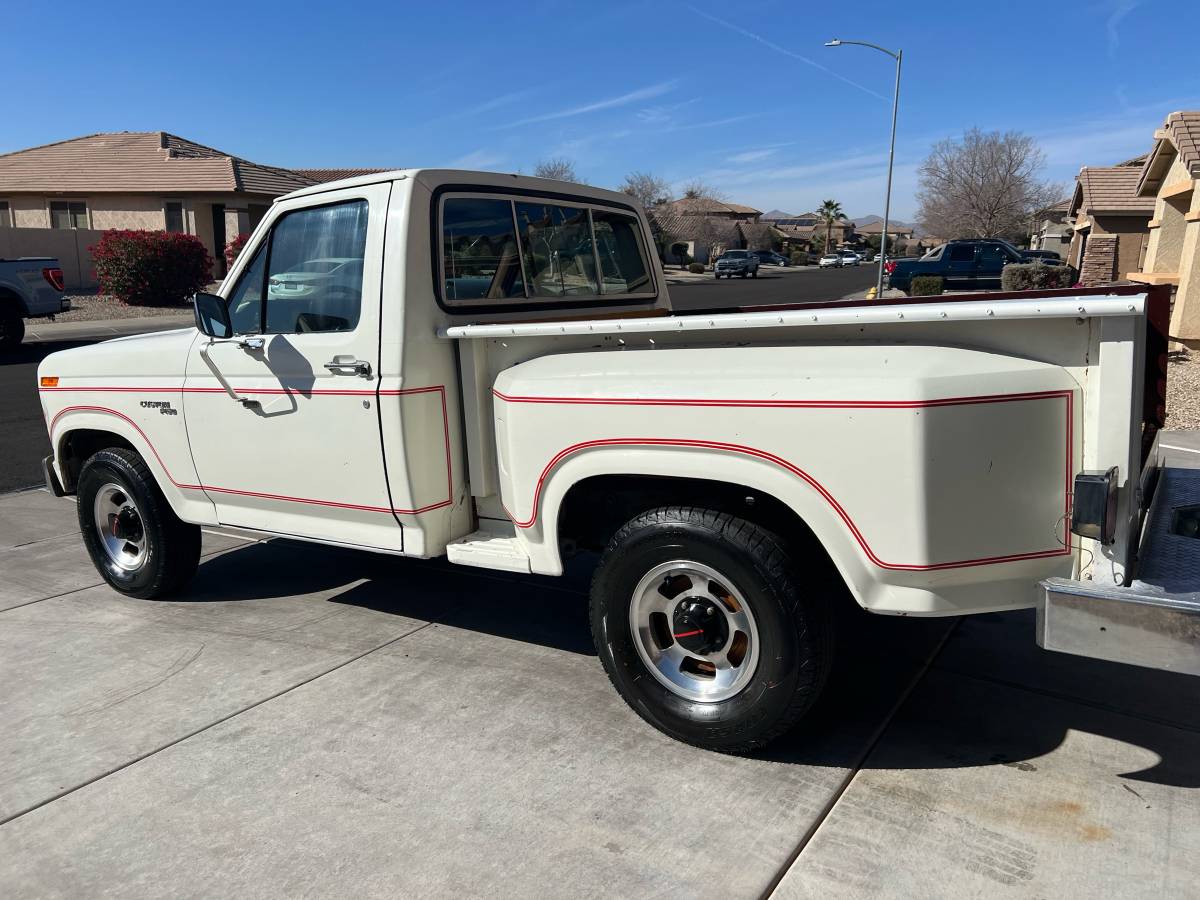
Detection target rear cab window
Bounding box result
[439,191,655,310]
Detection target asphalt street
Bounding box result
[0,267,872,492]
[668,262,877,310]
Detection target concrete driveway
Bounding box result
[1,456,1198,897]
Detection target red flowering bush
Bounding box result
[225,232,251,270]
[90,230,213,306]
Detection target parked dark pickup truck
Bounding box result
[885,240,1029,294]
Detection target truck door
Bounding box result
[943,243,978,290]
[976,242,1010,289]
[182,182,403,552]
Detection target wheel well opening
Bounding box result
[59,429,136,492]
[557,474,840,575]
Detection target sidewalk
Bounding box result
[24,314,192,343]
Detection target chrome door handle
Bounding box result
[324,356,372,378]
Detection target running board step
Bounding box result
[446,526,531,573]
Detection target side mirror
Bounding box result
[193,291,232,339]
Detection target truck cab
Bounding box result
[37,170,1198,752]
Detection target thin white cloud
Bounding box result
[687,7,889,102]
[449,149,506,169]
[1105,0,1141,57]
[637,98,701,125]
[666,113,764,132]
[727,147,779,164]
[502,81,678,128]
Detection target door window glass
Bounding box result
[514,201,598,297]
[442,197,526,301]
[978,243,1008,267]
[948,244,976,263]
[227,244,266,334]
[264,200,368,334]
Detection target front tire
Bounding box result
[0,314,24,350]
[77,448,201,598]
[590,507,834,753]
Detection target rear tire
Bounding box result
[590,506,835,753]
[77,448,201,598]
[0,314,24,350]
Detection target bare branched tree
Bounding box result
[916,129,1062,240]
[619,171,672,209]
[680,178,729,202]
[533,158,582,183]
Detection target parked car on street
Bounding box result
[37,169,1191,754]
[714,249,759,279]
[753,250,789,266]
[818,253,843,268]
[0,257,68,350]
[885,239,1027,294]
[838,251,861,267]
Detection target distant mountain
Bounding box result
[852,214,926,237]
[761,209,795,219]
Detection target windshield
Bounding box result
[722,251,749,259]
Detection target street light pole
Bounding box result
[825,39,902,298]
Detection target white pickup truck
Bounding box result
[37,170,1199,752]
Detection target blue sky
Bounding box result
[7,0,1198,219]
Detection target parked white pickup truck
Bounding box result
[37,170,1199,751]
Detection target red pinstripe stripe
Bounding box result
[47,392,453,516]
[497,392,1074,572]
[492,387,1069,409]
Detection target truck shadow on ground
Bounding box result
[183,539,1200,788]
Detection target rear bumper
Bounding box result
[1037,464,1200,676]
[1037,579,1200,676]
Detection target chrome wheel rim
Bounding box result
[92,483,147,572]
[629,560,760,703]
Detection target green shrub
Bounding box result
[789,252,807,266]
[687,262,706,274]
[910,275,944,296]
[1001,262,1079,292]
[90,230,213,306]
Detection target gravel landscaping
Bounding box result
[55,293,192,323]
[1167,350,1200,430]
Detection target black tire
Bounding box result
[751,268,759,279]
[740,271,748,278]
[590,506,834,753]
[0,314,24,350]
[77,447,201,598]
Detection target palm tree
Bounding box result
[817,199,843,254]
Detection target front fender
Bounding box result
[49,406,217,526]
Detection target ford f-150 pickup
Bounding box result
[1,257,68,350]
[37,170,1199,752]
[885,239,1029,293]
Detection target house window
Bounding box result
[0,200,10,227]
[164,201,185,233]
[50,200,88,230]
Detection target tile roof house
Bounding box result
[1066,163,1155,285]
[659,197,762,221]
[1131,111,1200,345]
[0,132,391,282]
[1029,198,1072,261]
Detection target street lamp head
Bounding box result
[825,39,842,46]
